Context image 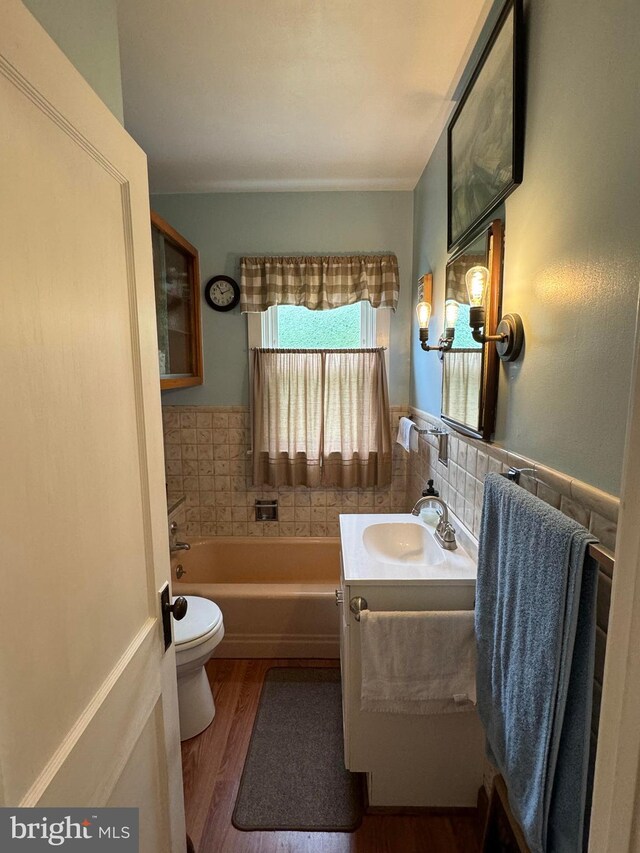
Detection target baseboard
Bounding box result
[214,632,340,659]
[366,805,478,816]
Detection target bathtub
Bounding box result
[172,537,341,658]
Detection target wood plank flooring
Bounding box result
[181,659,481,853]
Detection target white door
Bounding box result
[0,3,185,851]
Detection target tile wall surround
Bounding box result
[407,406,619,552]
[162,404,408,538]
[162,401,619,551]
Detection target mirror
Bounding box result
[441,219,503,440]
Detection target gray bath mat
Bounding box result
[232,667,364,832]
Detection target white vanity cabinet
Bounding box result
[338,513,486,808]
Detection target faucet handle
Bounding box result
[435,520,457,551]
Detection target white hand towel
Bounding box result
[360,610,476,715]
[396,417,418,452]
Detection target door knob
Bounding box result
[160,586,188,651]
[165,595,188,621]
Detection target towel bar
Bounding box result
[501,466,536,484]
[402,415,447,436]
[349,596,368,621]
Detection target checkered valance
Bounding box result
[239,254,399,313]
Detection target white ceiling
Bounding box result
[117,0,491,193]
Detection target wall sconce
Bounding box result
[465,265,524,362]
[416,298,457,352]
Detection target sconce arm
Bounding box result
[420,328,455,353]
[471,327,507,344]
[469,312,524,362]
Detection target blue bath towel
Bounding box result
[475,473,598,853]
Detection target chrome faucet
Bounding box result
[411,496,457,551]
[169,520,191,553]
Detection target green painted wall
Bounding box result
[410,0,640,495]
[23,0,124,122]
[152,191,414,407]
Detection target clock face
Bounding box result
[204,275,240,312]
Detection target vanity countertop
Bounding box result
[339,512,477,586]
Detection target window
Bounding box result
[277,303,363,348]
[247,300,392,489]
[247,302,390,358]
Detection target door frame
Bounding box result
[590,285,640,850]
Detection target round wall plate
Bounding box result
[204,275,240,312]
[495,313,524,361]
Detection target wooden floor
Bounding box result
[181,659,481,853]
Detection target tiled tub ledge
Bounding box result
[406,406,619,550]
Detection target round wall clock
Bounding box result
[204,275,240,312]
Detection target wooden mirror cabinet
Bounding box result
[151,210,203,390]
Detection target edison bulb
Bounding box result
[465,265,490,307]
[444,299,459,329]
[416,301,431,329]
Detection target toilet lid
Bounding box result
[173,596,223,647]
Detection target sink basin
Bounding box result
[362,522,445,566]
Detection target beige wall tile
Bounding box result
[559,495,590,528]
[535,464,572,498]
[162,403,617,550]
[163,412,180,429]
[197,428,212,444]
[589,512,617,550]
[536,482,561,509]
[196,412,212,429]
[165,444,182,460]
[570,479,619,523]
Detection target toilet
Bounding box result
[173,595,225,741]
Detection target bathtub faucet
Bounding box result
[410,496,457,551]
[169,520,191,553]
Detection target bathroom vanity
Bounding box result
[338,513,485,808]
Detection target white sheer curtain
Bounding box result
[251,350,324,487]
[251,348,391,488]
[442,350,482,427]
[322,349,391,487]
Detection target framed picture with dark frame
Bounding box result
[447,0,524,251]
